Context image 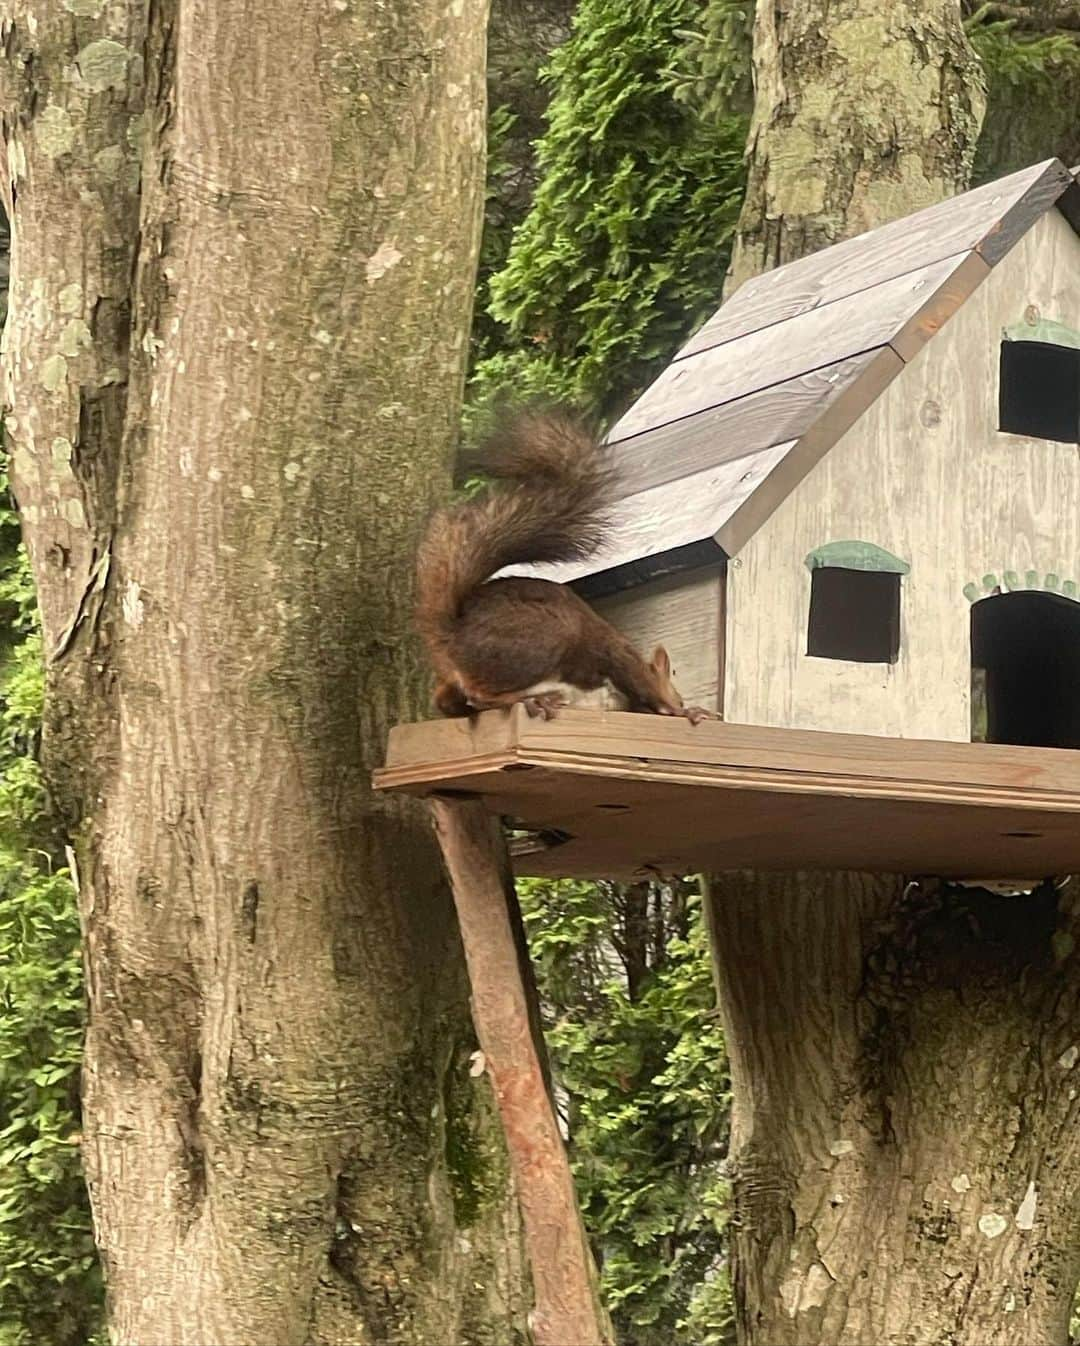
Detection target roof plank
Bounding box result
[504,442,793,589]
[607,353,877,496]
[523,160,1071,591]
[715,347,904,557]
[678,158,1070,359]
[612,253,978,443]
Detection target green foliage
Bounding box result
[519,877,733,1345]
[664,4,753,122]
[966,3,1080,181]
[476,10,751,1340]
[477,102,530,333]
[472,0,751,423]
[473,6,1080,1342]
[1,7,1069,1343]
[971,13,1080,85]
[0,469,101,1346]
[476,0,577,363]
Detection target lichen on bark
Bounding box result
[725,0,986,294]
[709,872,1080,1345]
[709,4,1080,1343]
[2,0,533,1342]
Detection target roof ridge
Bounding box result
[555,160,1078,595]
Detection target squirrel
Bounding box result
[414,409,709,724]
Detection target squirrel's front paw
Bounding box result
[657,702,713,725]
[521,692,566,721]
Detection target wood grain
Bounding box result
[508,444,791,588]
[724,207,1080,740]
[678,159,1071,358]
[375,708,1080,880]
[714,346,904,557]
[533,168,1069,596]
[429,799,611,1346]
[611,255,981,442]
[593,566,724,712]
[980,159,1078,263]
[606,354,877,495]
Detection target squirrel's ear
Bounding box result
[651,646,672,677]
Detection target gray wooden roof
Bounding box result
[518,158,1080,598]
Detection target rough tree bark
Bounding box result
[707,873,1080,1345]
[726,0,986,293]
[708,5,1080,1344]
[1,2,534,1343]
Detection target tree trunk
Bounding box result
[725,0,986,293]
[706,5,1080,1343]
[706,871,1080,1345]
[1,3,534,1343]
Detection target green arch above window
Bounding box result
[804,541,910,575]
[1003,317,1080,350]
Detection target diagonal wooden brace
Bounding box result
[429,796,612,1346]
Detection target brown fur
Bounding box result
[415,411,708,723]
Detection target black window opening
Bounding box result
[807,567,901,663]
[999,340,1080,443]
[971,591,1080,749]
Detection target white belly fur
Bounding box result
[517,680,630,711]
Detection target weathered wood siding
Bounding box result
[726,207,1080,739]
[594,565,724,713]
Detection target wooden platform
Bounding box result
[374,708,1080,880]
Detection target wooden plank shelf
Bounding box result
[375,708,1080,881]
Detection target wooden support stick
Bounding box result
[429,796,612,1346]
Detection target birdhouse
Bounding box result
[378,159,1080,882]
[518,157,1080,747]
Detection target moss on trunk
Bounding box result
[710,5,1080,1343]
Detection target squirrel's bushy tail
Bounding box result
[415,409,611,666]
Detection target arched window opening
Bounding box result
[971,591,1080,749]
[805,541,908,664]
